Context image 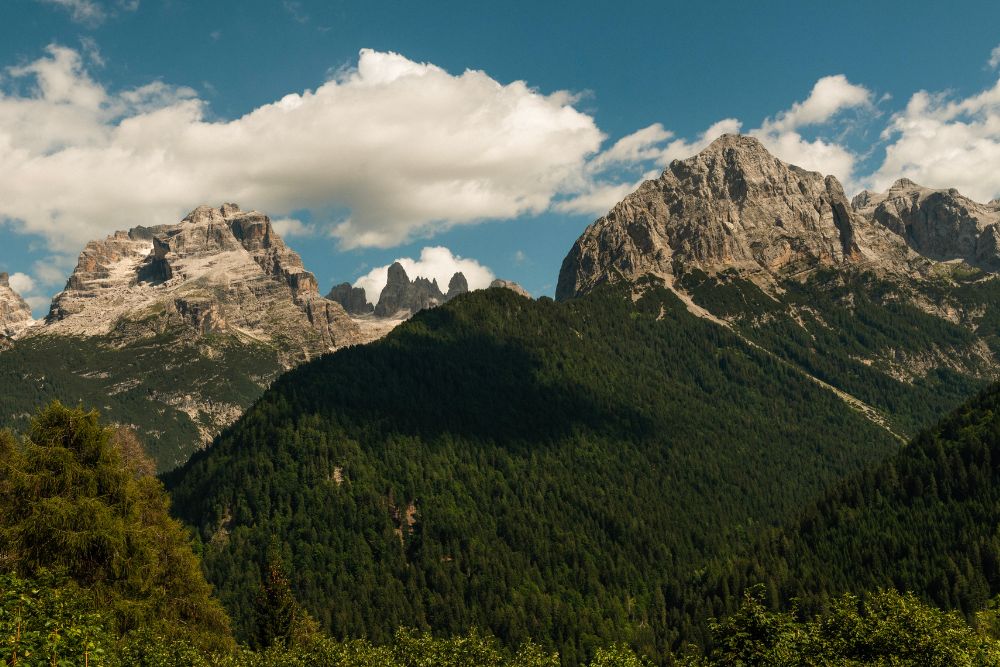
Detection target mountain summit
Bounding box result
[42,203,359,354]
[852,179,1000,269]
[557,134,916,300]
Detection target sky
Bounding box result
[2,0,1000,315]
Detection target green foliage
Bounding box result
[672,380,1000,655]
[252,541,302,650]
[0,571,113,666]
[0,331,285,470]
[167,286,900,663]
[677,268,997,435]
[0,402,233,653]
[684,587,1000,666]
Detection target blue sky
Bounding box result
[3,0,1000,314]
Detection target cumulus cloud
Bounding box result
[750,75,873,187]
[558,77,873,217]
[353,246,495,304]
[0,45,601,255]
[990,45,1000,70]
[868,80,1000,201]
[7,272,36,295]
[271,218,315,238]
[556,118,742,216]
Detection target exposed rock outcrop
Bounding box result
[557,134,918,300]
[447,272,469,300]
[373,263,468,317]
[0,273,34,338]
[852,179,1000,270]
[327,283,374,315]
[489,279,531,298]
[42,203,360,355]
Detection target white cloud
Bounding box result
[354,246,495,304]
[7,272,36,295]
[868,80,1000,201]
[990,45,1000,70]
[750,75,873,187]
[557,119,741,216]
[270,217,315,238]
[558,76,873,217]
[0,45,602,255]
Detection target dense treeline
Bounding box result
[0,403,655,666]
[166,285,899,664]
[668,381,1000,654]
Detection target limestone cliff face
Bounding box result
[373,263,468,317]
[327,283,374,315]
[0,273,34,338]
[446,272,469,300]
[43,203,360,355]
[852,179,1000,269]
[557,134,917,300]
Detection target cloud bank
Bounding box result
[0,45,602,254]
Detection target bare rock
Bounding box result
[40,204,360,355]
[0,273,34,338]
[327,283,374,315]
[447,272,469,300]
[852,179,1000,270]
[557,134,916,300]
[374,262,447,317]
[489,279,531,298]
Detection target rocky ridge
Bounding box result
[489,279,531,298]
[0,273,34,339]
[557,134,921,301]
[40,203,360,357]
[852,179,1000,270]
[328,263,471,319]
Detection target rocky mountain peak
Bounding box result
[373,265,470,318]
[557,134,913,300]
[852,180,1000,269]
[447,272,469,299]
[386,262,410,287]
[327,283,374,316]
[40,203,359,354]
[0,272,34,339]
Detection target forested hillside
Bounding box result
[166,285,901,664]
[676,267,1000,435]
[0,331,284,469]
[675,380,1000,640]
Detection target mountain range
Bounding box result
[160,135,1000,662]
[0,204,518,468]
[8,133,1000,664]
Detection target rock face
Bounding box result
[373,262,468,317]
[42,204,360,355]
[327,283,374,315]
[447,272,469,300]
[852,179,1000,270]
[557,134,916,300]
[489,279,531,298]
[0,273,34,338]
